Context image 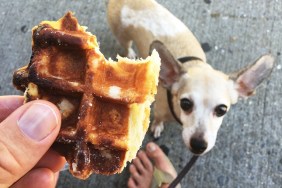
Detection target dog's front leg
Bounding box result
[114,33,136,58]
[151,119,164,138]
[121,40,136,58]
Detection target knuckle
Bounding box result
[0,141,22,184]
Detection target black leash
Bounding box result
[168,155,199,188]
[165,56,202,188]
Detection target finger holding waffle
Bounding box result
[13,12,160,179]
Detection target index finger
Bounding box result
[0,95,24,122]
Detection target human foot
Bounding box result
[127,142,177,188]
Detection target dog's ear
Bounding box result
[150,41,184,89]
[229,55,275,97]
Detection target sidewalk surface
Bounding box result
[0,0,281,187]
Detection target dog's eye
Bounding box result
[214,104,227,117]
[180,98,193,112]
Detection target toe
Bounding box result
[146,142,177,177]
[132,157,145,174]
[129,164,141,180]
[146,142,166,161]
[137,151,153,172]
[129,152,155,188]
[127,177,137,188]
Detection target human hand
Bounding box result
[0,96,66,188]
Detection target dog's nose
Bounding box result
[190,137,207,154]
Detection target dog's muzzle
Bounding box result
[190,137,208,155]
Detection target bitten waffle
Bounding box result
[13,12,160,179]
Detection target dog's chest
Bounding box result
[120,5,187,37]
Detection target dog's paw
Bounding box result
[151,122,164,138]
[127,47,137,59]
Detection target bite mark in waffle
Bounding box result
[13,12,160,179]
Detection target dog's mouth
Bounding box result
[190,148,206,155]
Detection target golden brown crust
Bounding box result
[13,12,160,179]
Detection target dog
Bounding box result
[107,0,274,155]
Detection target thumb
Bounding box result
[0,100,61,187]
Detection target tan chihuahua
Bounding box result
[107,0,274,155]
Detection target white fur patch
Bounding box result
[121,5,187,36]
[227,80,239,104]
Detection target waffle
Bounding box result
[13,12,160,179]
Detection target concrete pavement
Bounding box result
[0,0,281,187]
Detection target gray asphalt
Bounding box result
[0,0,281,187]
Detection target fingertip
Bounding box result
[30,100,61,126]
[0,99,62,184]
[36,149,66,172]
[11,168,56,188]
[17,101,60,141]
[35,168,56,187]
